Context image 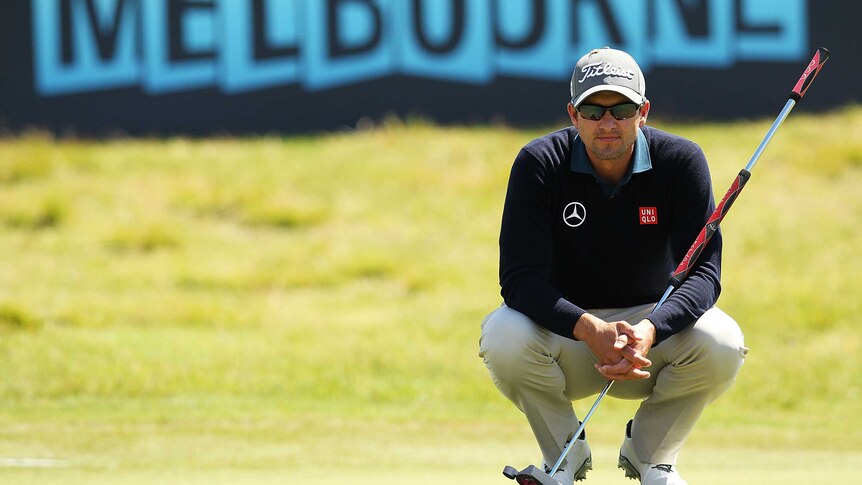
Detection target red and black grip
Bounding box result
[668,169,751,288]
[790,47,830,102]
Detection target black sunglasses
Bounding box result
[575,102,642,121]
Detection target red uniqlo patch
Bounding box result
[639,207,658,225]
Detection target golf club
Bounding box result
[503,46,830,485]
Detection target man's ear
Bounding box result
[567,103,579,128]
[638,100,651,127]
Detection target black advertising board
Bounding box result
[0,0,858,136]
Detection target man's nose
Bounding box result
[598,110,617,127]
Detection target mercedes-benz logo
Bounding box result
[563,201,586,228]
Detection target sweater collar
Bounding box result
[571,128,652,197]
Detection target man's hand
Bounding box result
[574,315,656,381]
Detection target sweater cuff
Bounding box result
[646,306,676,345]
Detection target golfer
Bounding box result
[479,47,748,485]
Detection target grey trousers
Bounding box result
[479,303,747,466]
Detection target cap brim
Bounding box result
[572,85,645,107]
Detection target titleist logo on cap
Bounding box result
[578,61,636,83]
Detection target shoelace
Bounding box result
[652,464,673,473]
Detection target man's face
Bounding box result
[568,91,649,165]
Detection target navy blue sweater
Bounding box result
[499,125,721,344]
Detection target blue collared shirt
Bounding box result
[571,128,652,198]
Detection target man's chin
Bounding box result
[593,149,628,161]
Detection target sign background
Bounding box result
[1,0,859,136]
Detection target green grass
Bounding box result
[0,107,861,483]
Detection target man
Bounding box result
[479,47,748,485]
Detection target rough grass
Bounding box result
[0,107,860,483]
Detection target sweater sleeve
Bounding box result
[647,143,722,344]
[498,148,585,339]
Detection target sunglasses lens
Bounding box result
[610,104,638,119]
[578,105,604,120]
[577,103,639,121]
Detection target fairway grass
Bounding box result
[0,415,860,484]
[1,401,861,484]
[1,107,861,483]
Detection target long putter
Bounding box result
[503,47,830,485]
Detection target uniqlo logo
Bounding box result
[639,207,658,225]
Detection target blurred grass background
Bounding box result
[0,106,860,483]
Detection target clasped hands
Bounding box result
[573,313,657,381]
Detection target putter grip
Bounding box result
[790,47,830,101]
[669,169,751,288]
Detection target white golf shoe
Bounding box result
[544,428,592,484]
[618,420,687,485]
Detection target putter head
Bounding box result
[503,466,519,479]
[501,464,557,485]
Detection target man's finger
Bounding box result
[598,365,651,381]
[613,334,629,350]
[619,346,652,368]
[596,360,633,375]
[617,324,643,342]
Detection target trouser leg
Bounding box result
[479,304,747,468]
[479,305,655,467]
[628,307,748,464]
[478,305,605,468]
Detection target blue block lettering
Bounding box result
[735,0,806,60]
[397,0,493,83]
[32,0,139,95]
[28,0,813,98]
[652,0,734,67]
[495,0,569,79]
[141,0,217,94]
[302,0,394,91]
[571,0,652,72]
[219,0,301,94]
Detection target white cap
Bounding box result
[570,47,646,107]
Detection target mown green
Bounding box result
[0,107,860,484]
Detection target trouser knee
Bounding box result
[675,308,747,390]
[479,306,549,390]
